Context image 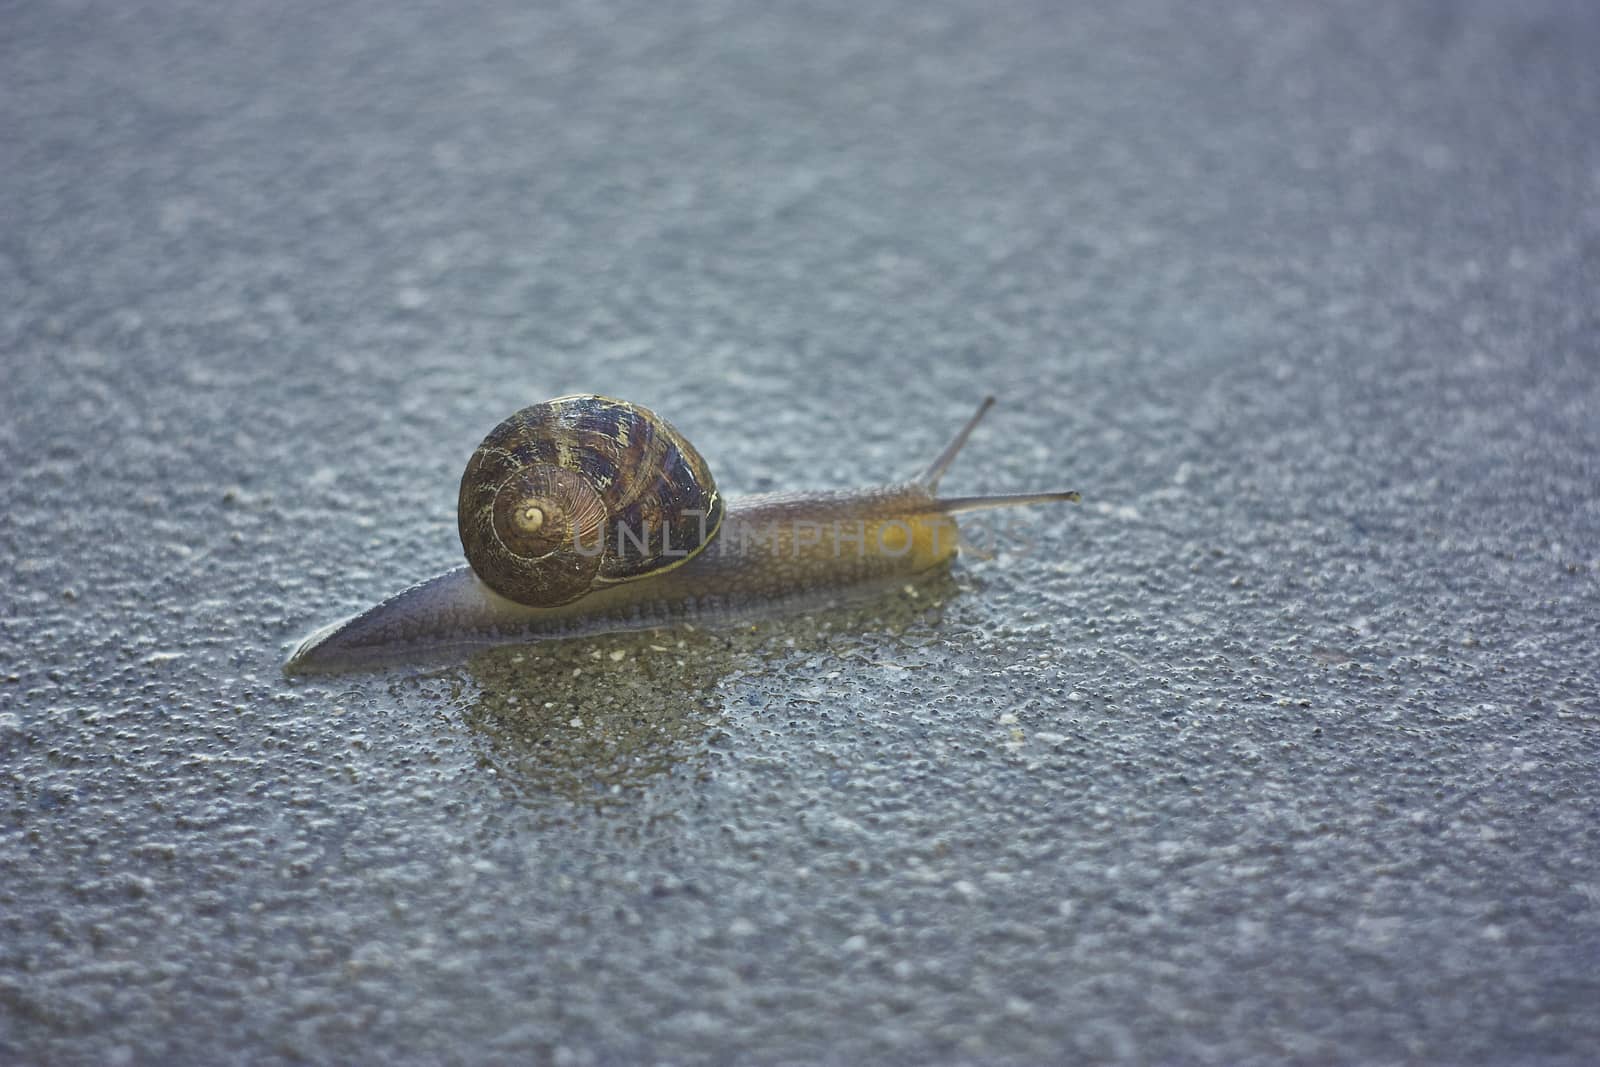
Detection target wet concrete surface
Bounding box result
[4,0,1599,1062]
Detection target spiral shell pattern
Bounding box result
[458,395,724,606]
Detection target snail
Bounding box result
[285,394,1079,672]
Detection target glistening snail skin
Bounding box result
[285,396,1078,672]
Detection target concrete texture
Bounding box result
[3,0,1598,1062]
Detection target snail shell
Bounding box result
[457,394,724,606]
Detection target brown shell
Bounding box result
[457,395,724,606]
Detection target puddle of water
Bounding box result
[412,574,962,810]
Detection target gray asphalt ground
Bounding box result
[3,1,1598,1063]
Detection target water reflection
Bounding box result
[443,574,962,810]
[458,627,741,808]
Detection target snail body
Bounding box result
[286,395,1078,672]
